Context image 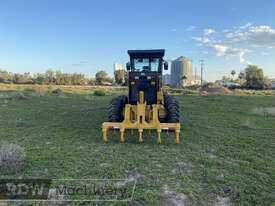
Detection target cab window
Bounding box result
[133,58,149,71]
[150,58,160,72]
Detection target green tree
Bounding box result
[0,69,11,83]
[221,75,231,82]
[238,72,245,81]
[55,71,64,85]
[231,70,236,79]
[123,72,128,86]
[88,78,96,85]
[45,69,55,84]
[34,73,46,84]
[72,73,86,85]
[114,70,126,85]
[13,73,31,84]
[244,65,271,89]
[95,70,108,84]
[236,72,246,85]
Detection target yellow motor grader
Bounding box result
[102,49,180,143]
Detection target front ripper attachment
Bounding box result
[102,91,181,144]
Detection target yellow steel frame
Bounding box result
[102,91,181,144]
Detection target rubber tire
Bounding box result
[163,93,180,123]
[108,95,128,122]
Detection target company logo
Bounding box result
[0,179,136,202]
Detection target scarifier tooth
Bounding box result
[103,129,107,142]
[120,130,125,143]
[176,130,180,144]
[139,131,143,143]
[157,131,161,144]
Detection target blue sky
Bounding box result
[0,0,275,81]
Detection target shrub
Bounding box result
[93,90,105,96]
[0,143,25,173]
[8,92,27,100]
[14,119,25,127]
[52,88,63,94]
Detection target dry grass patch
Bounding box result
[24,86,48,97]
[251,107,275,117]
[33,88,47,97]
[58,93,67,98]
[200,83,233,95]
[85,94,94,101]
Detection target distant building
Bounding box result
[162,74,171,85]
[170,56,192,87]
[181,75,201,87]
[114,62,124,72]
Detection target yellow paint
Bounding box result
[102,91,181,144]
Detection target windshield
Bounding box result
[133,58,160,71]
[150,58,160,71]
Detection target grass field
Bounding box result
[0,86,274,205]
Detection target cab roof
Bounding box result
[128,49,165,58]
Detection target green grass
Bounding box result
[0,88,274,205]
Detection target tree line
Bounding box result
[219,65,274,89]
[0,69,122,86]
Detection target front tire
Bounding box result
[164,93,180,123]
[108,95,128,122]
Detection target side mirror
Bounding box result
[164,61,168,70]
[126,62,131,71]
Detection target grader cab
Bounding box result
[102,49,181,143]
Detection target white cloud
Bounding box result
[186,26,196,31]
[239,23,252,29]
[207,44,250,64]
[204,29,216,35]
[225,25,275,48]
[192,37,211,43]
[192,24,275,65]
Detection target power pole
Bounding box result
[200,60,204,86]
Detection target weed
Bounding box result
[93,90,105,96]
[0,143,25,173]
